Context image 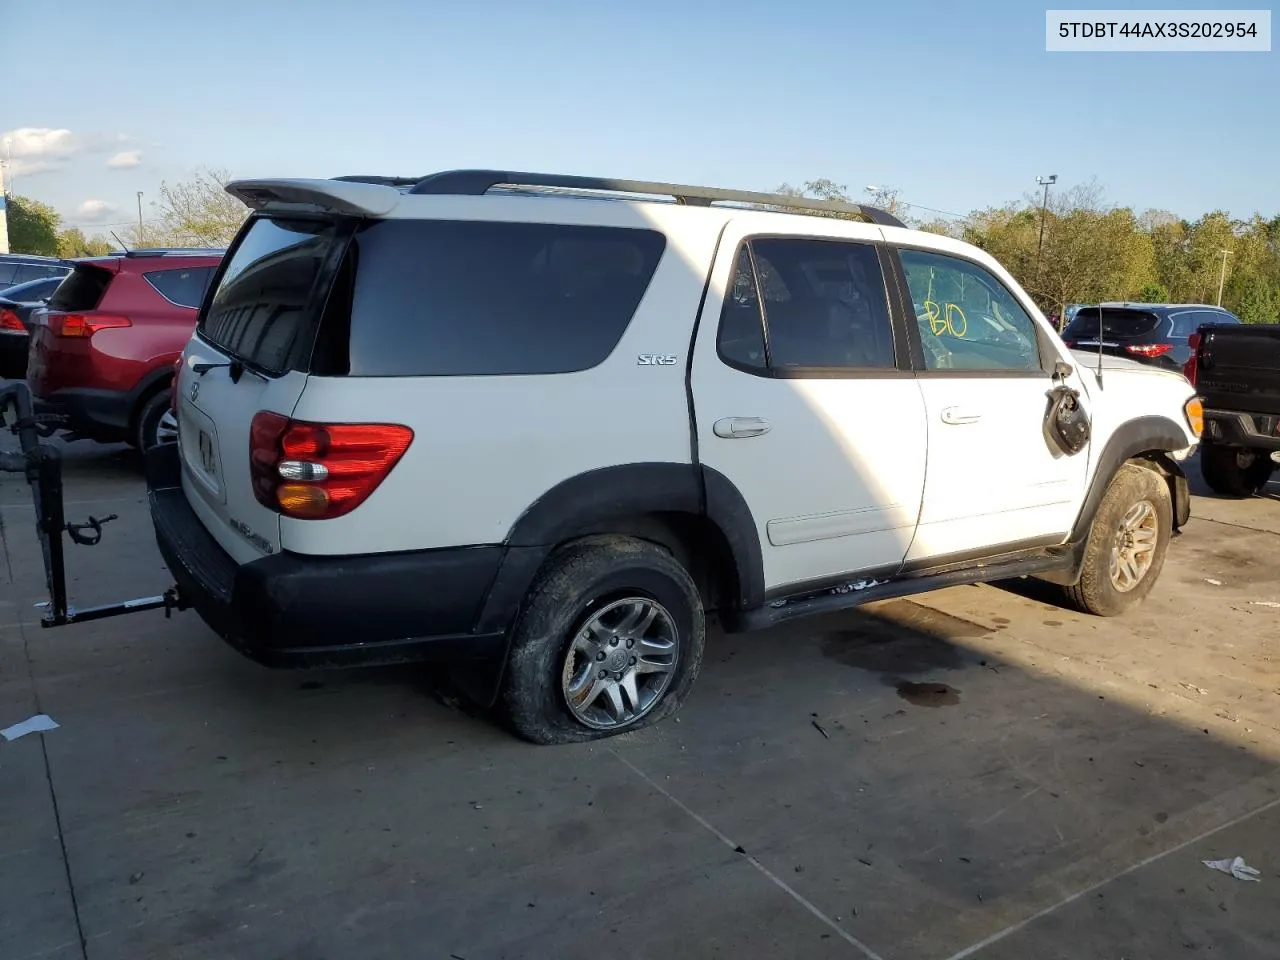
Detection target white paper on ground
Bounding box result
[0,714,60,741]
[1203,856,1261,882]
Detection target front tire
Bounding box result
[1065,463,1172,617]
[1200,440,1274,498]
[503,537,705,744]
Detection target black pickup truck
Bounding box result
[1185,324,1280,497]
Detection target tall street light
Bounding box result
[136,191,145,246]
[1217,249,1231,306]
[1035,174,1057,266]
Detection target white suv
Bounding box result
[147,170,1203,744]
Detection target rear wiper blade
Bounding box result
[192,359,245,382]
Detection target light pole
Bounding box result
[1216,248,1231,306]
[1035,174,1057,266]
[3,138,12,196]
[136,191,145,246]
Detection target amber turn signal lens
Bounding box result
[1184,397,1204,437]
[276,483,331,518]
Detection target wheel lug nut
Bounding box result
[629,657,637,665]
[626,638,634,648]
[596,652,606,661]
[599,669,608,678]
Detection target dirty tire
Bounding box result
[502,537,704,745]
[134,391,171,451]
[1064,462,1172,617]
[1199,440,1274,498]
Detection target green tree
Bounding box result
[1135,281,1169,302]
[56,227,113,258]
[1233,275,1280,325]
[149,167,248,246]
[6,195,61,255]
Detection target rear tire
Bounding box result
[1200,441,1274,498]
[134,391,173,451]
[1064,463,1171,617]
[502,537,705,745]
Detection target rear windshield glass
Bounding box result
[145,266,215,309]
[1065,308,1161,339]
[48,264,114,312]
[199,218,337,374]
[320,219,666,377]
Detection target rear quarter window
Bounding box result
[329,219,667,377]
[144,266,215,308]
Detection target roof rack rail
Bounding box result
[117,247,226,258]
[403,169,907,228]
[332,175,423,187]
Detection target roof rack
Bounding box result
[114,247,226,258]
[340,169,905,227]
[331,175,423,188]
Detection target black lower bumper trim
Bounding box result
[147,444,512,669]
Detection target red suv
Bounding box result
[27,249,223,450]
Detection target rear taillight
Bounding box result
[0,308,23,332]
[1183,333,1201,385]
[52,312,132,338]
[249,412,413,520]
[1124,343,1173,358]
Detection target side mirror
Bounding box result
[1054,360,1074,380]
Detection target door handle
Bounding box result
[940,406,982,425]
[713,417,771,439]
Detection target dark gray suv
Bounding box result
[1062,302,1241,371]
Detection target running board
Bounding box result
[729,549,1075,633]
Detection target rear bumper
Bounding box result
[34,387,134,441]
[1203,409,1280,452]
[145,444,543,669]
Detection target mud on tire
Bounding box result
[502,536,705,745]
[1064,462,1172,617]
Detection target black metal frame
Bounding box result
[0,380,180,628]
[334,169,907,228]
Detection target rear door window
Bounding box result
[0,263,17,286]
[145,266,215,308]
[329,219,666,377]
[199,218,338,375]
[717,237,897,372]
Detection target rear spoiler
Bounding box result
[225,178,401,217]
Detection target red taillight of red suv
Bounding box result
[50,312,132,338]
[249,412,413,520]
[0,308,24,332]
[1183,332,1201,385]
[1124,343,1173,358]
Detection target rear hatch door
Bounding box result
[1063,307,1165,360]
[177,216,343,565]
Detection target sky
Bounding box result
[3,0,1277,234]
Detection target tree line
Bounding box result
[780,178,1280,325]
[6,171,1278,325]
[4,167,248,258]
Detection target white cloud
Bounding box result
[76,199,120,223]
[2,127,137,178]
[107,150,142,169]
